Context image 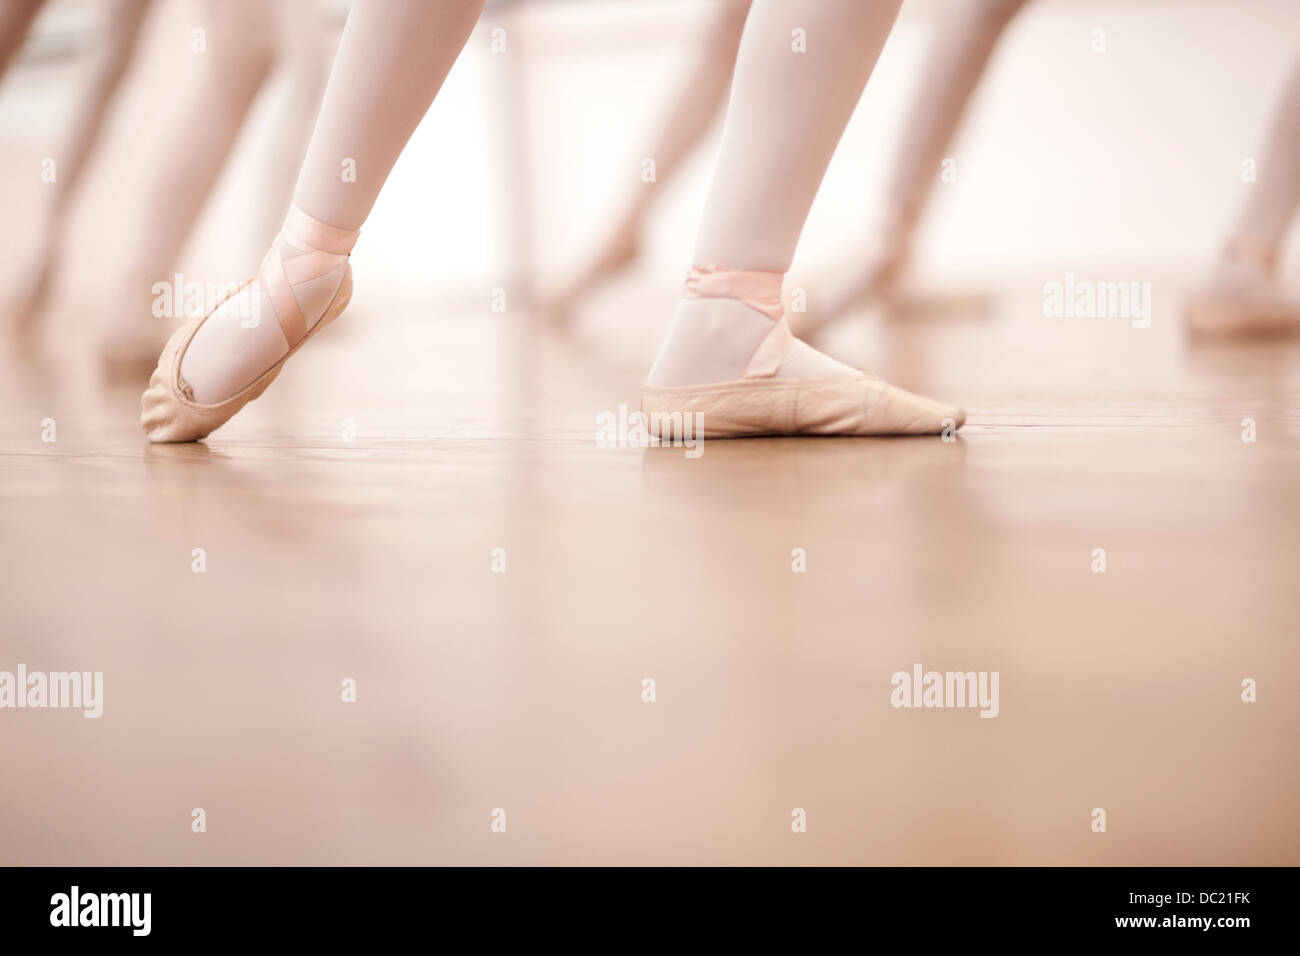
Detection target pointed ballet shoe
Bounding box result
[103,316,169,382]
[641,373,964,439]
[141,266,353,443]
[141,205,359,443]
[642,264,965,439]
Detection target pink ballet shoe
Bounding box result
[641,265,965,439]
[141,206,358,443]
[102,302,171,381]
[1185,237,1300,338]
[1186,295,1300,338]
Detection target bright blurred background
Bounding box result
[1,0,1298,331]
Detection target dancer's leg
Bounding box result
[144,0,485,442]
[290,1,483,229]
[241,0,329,262]
[649,0,900,386]
[128,0,276,284]
[1228,56,1300,258]
[42,0,151,226]
[0,0,47,317]
[545,0,751,321]
[103,0,276,368]
[644,0,964,436]
[16,0,151,330]
[0,0,43,80]
[819,0,1029,323]
[1187,54,1300,336]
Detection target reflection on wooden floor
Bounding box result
[1,280,1298,865]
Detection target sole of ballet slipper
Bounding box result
[141,266,353,443]
[1184,298,1300,339]
[640,374,965,439]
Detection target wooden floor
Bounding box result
[1,276,1298,865]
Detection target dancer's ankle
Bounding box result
[176,205,358,405]
[646,264,856,386]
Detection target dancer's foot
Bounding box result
[813,246,909,330]
[540,222,639,328]
[1185,238,1300,338]
[794,214,914,341]
[7,237,57,342]
[642,265,964,439]
[141,205,358,442]
[102,286,171,381]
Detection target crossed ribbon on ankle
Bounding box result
[256,205,360,346]
[684,264,791,379]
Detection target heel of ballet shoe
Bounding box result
[315,265,353,333]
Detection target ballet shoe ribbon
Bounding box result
[257,205,360,346]
[684,264,791,379]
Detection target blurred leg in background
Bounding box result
[99,0,327,373]
[542,0,751,326]
[805,0,1031,337]
[0,0,50,332]
[549,0,1032,340]
[0,0,44,79]
[12,0,152,337]
[1186,52,1300,337]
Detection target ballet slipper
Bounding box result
[141,206,357,442]
[102,307,170,381]
[1184,239,1300,338]
[642,373,965,438]
[1185,295,1300,338]
[541,225,640,329]
[641,265,964,439]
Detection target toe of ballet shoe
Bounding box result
[865,379,964,435]
[139,319,216,444]
[141,369,201,444]
[103,327,169,383]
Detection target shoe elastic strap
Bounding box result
[683,264,791,379]
[257,205,360,346]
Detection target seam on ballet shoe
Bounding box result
[171,265,352,412]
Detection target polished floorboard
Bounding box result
[1,277,1298,865]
